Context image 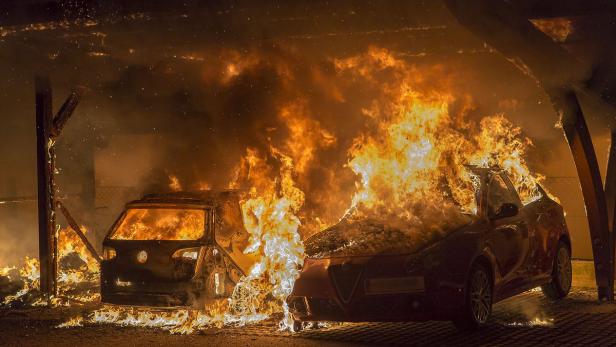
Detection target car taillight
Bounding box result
[103,247,116,260]
[172,247,201,261]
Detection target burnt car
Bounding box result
[101,190,256,307]
[288,167,572,331]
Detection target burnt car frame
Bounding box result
[288,167,572,330]
[100,190,256,307]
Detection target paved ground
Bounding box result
[2,287,616,346]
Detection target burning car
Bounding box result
[288,167,572,331]
[101,190,256,307]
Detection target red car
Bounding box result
[288,167,571,331]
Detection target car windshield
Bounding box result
[110,208,206,240]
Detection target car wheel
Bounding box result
[452,262,492,331]
[541,241,572,300]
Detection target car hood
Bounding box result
[304,212,473,259]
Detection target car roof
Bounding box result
[126,189,245,208]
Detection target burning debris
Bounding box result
[0,226,99,307]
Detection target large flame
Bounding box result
[338,48,545,223]
[227,146,305,330]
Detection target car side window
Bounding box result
[487,175,517,218]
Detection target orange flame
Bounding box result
[227,147,305,329]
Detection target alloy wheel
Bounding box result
[470,269,491,323]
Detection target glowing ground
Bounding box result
[1,287,615,346]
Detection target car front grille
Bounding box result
[329,263,363,303]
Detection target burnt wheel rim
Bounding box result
[470,269,491,323]
[557,247,572,292]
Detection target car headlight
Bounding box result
[103,246,116,260]
[172,247,201,261]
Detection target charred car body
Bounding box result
[288,167,572,330]
[101,190,256,307]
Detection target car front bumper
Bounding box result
[288,256,465,322]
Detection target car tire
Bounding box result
[452,262,492,331]
[541,241,572,300]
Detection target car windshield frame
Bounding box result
[108,205,209,241]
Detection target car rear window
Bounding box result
[110,208,205,240]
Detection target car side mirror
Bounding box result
[493,203,519,219]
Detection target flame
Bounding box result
[168,175,182,191]
[227,147,305,330]
[2,257,40,305]
[196,181,211,190]
[531,18,573,42]
[279,100,337,176]
[58,226,99,274]
[347,92,542,221]
[507,317,554,327]
[111,208,205,241]
[337,48,546,225]
[2,226,100,306]
[56,315,84,328]
[0,266,15,278]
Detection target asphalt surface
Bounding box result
[1,287,616,346]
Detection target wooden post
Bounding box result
[35,77,85,302]
[35,76,57,298]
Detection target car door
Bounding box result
[486,173,530,286]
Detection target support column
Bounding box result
[606,131,616,276]
[35,76,57,297]
[444,0,614,301]
[551,90,612,300]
